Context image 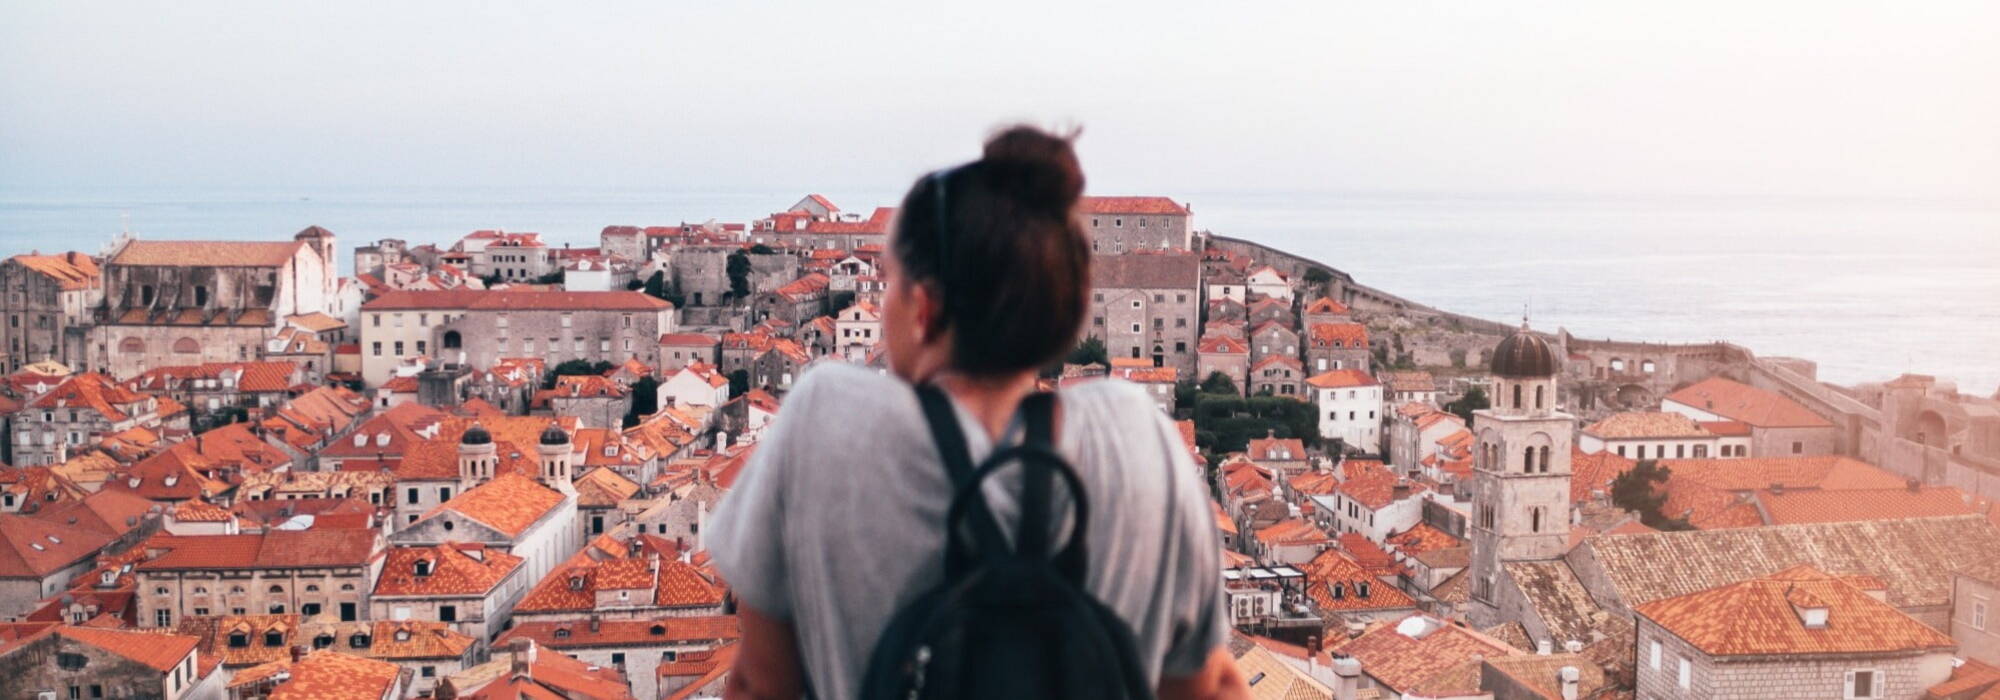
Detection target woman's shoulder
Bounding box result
[1058,377,1175,438]
[782,361,917,420]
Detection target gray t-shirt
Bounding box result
[707,362,1227,699]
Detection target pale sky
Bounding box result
[3,1,1996,200]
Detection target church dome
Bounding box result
[1490,326,1559,378]
[539,422,570,446]
[460,422,493,446]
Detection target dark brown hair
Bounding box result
[893,125,1092,376]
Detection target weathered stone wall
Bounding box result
[1636,617,1950,699]
[0,631,187,699]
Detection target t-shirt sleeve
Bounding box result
[1153,411,1229,677]
[705,374,815,620]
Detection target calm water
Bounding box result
[1,186,1994,392]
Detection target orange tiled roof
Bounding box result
[499,616,740,649]
[1303,297,1349,315]
[1256,518,1331,546]
[0,515,114,578]
[1211,499,1238,537]
[113,239,305,267]
[1336,533,1403,575]
[1385,523,1464,556]
[1195,334,1249,354]
[1635,565,1954,657]
[1305,368,1376,389]
[1326,615,1516,694]
[1301,550,1418,612]
[362,289,671,311]
[1569,448,1636,504]
[395,416,574,481]
[266,650,403,699]
[1336,459,1418,510]
[57,625,197,671]
[170,497,233,523]
[1756,486,1978,526]
[426,473,566,538]
[135,530,379,571]
[31,372,151,422]
[374,544,523,597]
[1288,471,1340,497]
[9,252,100,290]
[1308,322,1368,349]
[1080,196,1188,215]
[1665,376,1833,428]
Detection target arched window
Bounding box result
[193,285,209,307]
[1535,385,1545,410]
[1523,447,1535,472]
[120,337,146,354]
[173,337,200,354]
[1641,360,1656,373]
[140,285,155,306]
[442,330,462,349]
[1531,507,1543,533]
[1539,446,1551,473]
[1512,384,1522,409]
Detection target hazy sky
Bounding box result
[3,1,1996,200]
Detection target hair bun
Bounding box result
[980,125,1085,213]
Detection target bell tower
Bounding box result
[458,422,495,491]
[1467,322,1575,625]
[537,421,574,494]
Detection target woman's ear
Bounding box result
[914,282,949,344]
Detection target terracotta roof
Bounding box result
[1664,376,1833,428]
[804,206,895,235]
[1757,486,1978,526]
[1247,437,1307,462]
[1569,448,1636,504]
[1335,460,1416,511]
[425,473,566,538]
[572,467,643,508]
[9,252,100,290]
[1583,411,1713,439]
[1299,550,1417,613]
[498,616,740,649]
[1378,371,1434,393]
[374,543,523,597]
[394,416,572,481]
[113,239,305,267]
[1307,323,1369,349]
[1234,644,1333,700]
[1326,615,1516,694]
[1288,471,1340,497]
[1081,196,1189,215]
[659,332,718,346]
[1091,252,1200,289]
[770,273,831,302]
[1336,533,1402,576]
[57,625,198,672]
[1251,354,1302,371]
[1256,518,1331,546]
[1501,560,1615,645]
[32,488,156,539]
[1656,455,1907,528]
[135,530,380,571]
[266,650,403,699]
[1384,523,1463,556]
[1483,652,1615,700]
[171,498,234,523]
[1303,297,1349,315]
[1212,500,1238,536]
[1928,658,2000,699]
[1697,419,1752,436]
[1196,334,1249,354]
[30,372,151,422]
[1636,565,1954,657]
[362,289,671,311]
[1581,514,2000,610]
[0,515,114,579]
[1305,368,1377,390]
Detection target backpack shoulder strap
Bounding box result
[913,383,1010,572]
[1013,392,1058,559]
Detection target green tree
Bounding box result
[1199,371,1239,396]
[625,375,659,424]
[829,290,856,312]
[641,270,685,307]
[1066,336,1108,367]
[1446,386,1490,424]
[728,369,751,398]
[1610,459,1692,530]
[726,250,752,299]
[748,243,777,255]
[532,270,565,285]
[1173,379,1198,414]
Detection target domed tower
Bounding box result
[537,421,574,493]
[458,422,496,490]
[1466,322,1575,626]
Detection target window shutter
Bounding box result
[1843,671,1855,699]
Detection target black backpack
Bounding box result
[858,385,1154,700]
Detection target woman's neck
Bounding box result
[931,371,1040,440]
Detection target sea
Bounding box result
[0,186,1994,393]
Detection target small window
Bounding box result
[1678,657,1691,689]
[1849,670,1877,699]
[1649,639,1661,669]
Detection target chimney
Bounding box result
[291,645,308,663]
[589,614,601,633]
[1559,666,1580,700]
[1563,640,1583,654]
[510,638,536,678]
[1768,482,1784,496]
[1536,639,1553,655]
[1329,654,1361,700]
[1907,478,1922,492]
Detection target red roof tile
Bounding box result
[1635,565,1955,656]
[1665,376,1833,428]
[1080,196,1189,215]
[58,625,198,672]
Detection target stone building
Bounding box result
[1954,561,2000,665]
[538,375,631,430]
[0,624,217,700]
[1249,355,1303,398]
[352,237,408,278]
[1465,324,1575,627]
[751,273,830,327]
[132,529,385,628]
[1088,253,1201,373]
[1249,320,1300,369]
[90,228,339,378]
[1080,196,1191,252]
[1633,566,1955,699]
[358,289,675,386]
[658,332,719,372]
[495,615,740,700]
[0,514,116,614]
[1662,375,1840,457]
[386,422,583,594]
[370,543,528,644]
[1307,369,1383,454]
[669,245,795,310]
[457,230,556,281]
[1305,322,1371,374]
[0,252,102,373]
[11,372,163,466]
[1195,334,1249,395]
